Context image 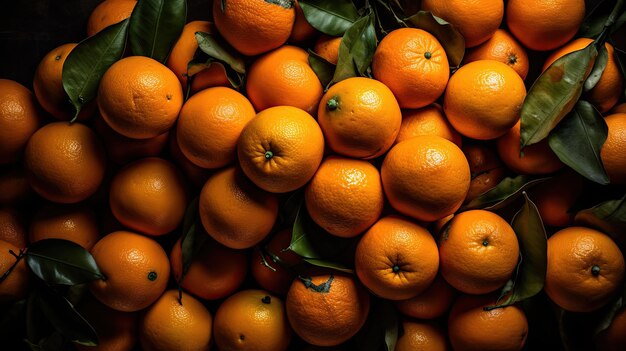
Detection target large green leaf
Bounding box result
[128,0,186,63]
[574,194,626,240]
[193,32,246,90]
[332,13,377,83]
[36,288,98,346]
[404,11,465,67]
[62,19,129,121]
[308,49,335,88]
[299,0,360,36]
[461,175,550,211]
[354,297,399,351]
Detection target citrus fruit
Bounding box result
[0,239,29,303]
[394,274,456,319]
[289,0,317,43]
[395,104,462,147]
[601,113,626,185]
[76,294,138,351]
[251,229,301,295]
[531,170,583,227]
[463,29,529,79]
[0,207,26,248]
[313,35,341,64]
[87,0,137,37]
[29,204,100,249]
[395,319,448,351]
[463,143,508,202]
[168,128,213,188]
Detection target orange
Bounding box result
[166,20,230,93]
[463,29,529,79]
[199,167,279,249]
[313,35,341,64]
[0,207,27,248]
[29,204,100,250]
[496,120,564,175]
[213,289,292,351]
[545,226,625,313]
[289,0,317,43]
[597,306,626,351]
[176,86,256,169]
[237,106,324,193]
[97,56,183,139]
[439,210,519,295]
[355,215,439,300]
[612,102,626,114]
[246,45,323,114]
[213,0,295,56]
[168,128,213,188]
[601,113,626,184]
[140,290,213,351]
[318,77,401,159]
[286,273,370,346]
[0,166,33,205]
[305,156,384,238]
[381,135,470,222]
[421,0,503,48]
[251,229,301,295]
[395,319,448,351]
[395,274,456,319]
[531,170,583,227]
[24,122,106,204]
[395,104,462,147]
[448,294,528,351]
[506,0,585,51]
[543,39,623,113]
[75,294,138,351]
[109,157,187,236]
[431,214,455,239]
[463,143,508,202]
[87,0,137,37]
[90,231,170,312]
[444,60,527,140]
[0,79,43,164]
[0,240,29,303]
[170,236,248,300]
[372,28,449,109]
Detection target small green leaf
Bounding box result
[460,175,550,211]
[62,19,129,121]
[574,195,626,240]
[404,11,465,67]
[299,0,360,36]
[354,297,399,351]
[194,31,246,90]
[579,10,626,38]
[332,13,377,83]
[520,42,598,148]
[128,0,186,63]
[302,258,354,274]
[584,44,608,92]
[593,297,624,336]
[308,49,335,88]
[25,239,104,285]
[36,288,98,346]
[548,100,609,185]
[180,197,208,282]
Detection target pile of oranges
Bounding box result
[1,0,626,350]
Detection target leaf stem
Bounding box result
[0,248,27,283]
[597,0,625,45]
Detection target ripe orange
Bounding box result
[448,294,528,351]
[237,106,324,193]
[199,167,279,249]
[421,0,503,48]
[444,60,526,140]
[109,157,187,236]
[531,170,583,227]
[90,231,170,312]
[0,207,27,248]
[24,122,106,204]
[289,0,317,43]
[318,77,401,159]
[601,113,626,185]
[98,56,183,139]
[29,204,100,250]
[395,104,462,147]
[251,229,302,295]
[286,273,370,346]
[597,306,626,351]
[170,236,248,300]
[140,290,213,351]
[439,210,519,295]
[75,294,138,351]
[463,29,529,79]
[381,135,470,222]
[305,156,384,238]
[87,0,137,37]
[463,143,508,202]
[395,319,448,351]
[545,226,625,312]
[372,28,449,109]
[394,274,456,319]
[355,215,439,300]
[313,35,341,64]
[0,239,29,303]
[213,290,292,351]
[506,0,585,51]
[176,86,256,169]
[0,166,32,205]
[213,0,295,56]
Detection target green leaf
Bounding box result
[25,239,104,285]
[62,19,129,121]
[308,49,335,88]
[332,13,377,83]
[584,44,608,92]
[593,297,624,336]
[36,288,98,346]
[460,175,550,211]
[579,10,626,38]
[299,0,360,36]
[180,197,208,282]
[404,11,465,67]
[302,258,353,274]
[614,45,626,99]
[520,42,598,148]
[354,297,399,351]
[194,31,246,90]
[574,194,626,240]
[128,0,186,63]
[548,100,609,185]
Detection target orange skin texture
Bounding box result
[305,156,384,238]
[355,215,439,300]
[601,113,626,185]
[506,0,585,51]
[395,104,462,147]
[109,157,187,236]
[381,135,470,222]
[24,122,106,204]
[314,35,341,64]
[213,0,295,56]
[448,294,528,351]
[170,236,248,300]
[0,207,27,248]
[289,0,317,42]
[168,128,213,188]
[318,77,402,159]
[286,274,370,347]
[75,295,138,351]
[531,170,583,227]
[214,290,292,351]
[0,240,29,303]
[90,231,170,312]
[87,0,136,36]
[463,143,508,203]
[177,87,256,169]
[251,229,301,295]
[199,167,279,249]
[395,274,456,319]
[0,166,32,205]
[372,28,449,109]
[140,290,213,351]
[247,45,323,115]
[545,227,625,313]
[395,319,449,351]
[444,60,527,140]
[29,204,100,250]
[0,79,43,164]
[597,306,626,351]
[464,29,529,79]
[439,210,519,295]
[237,106,324,193]
[98,56,183,139]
